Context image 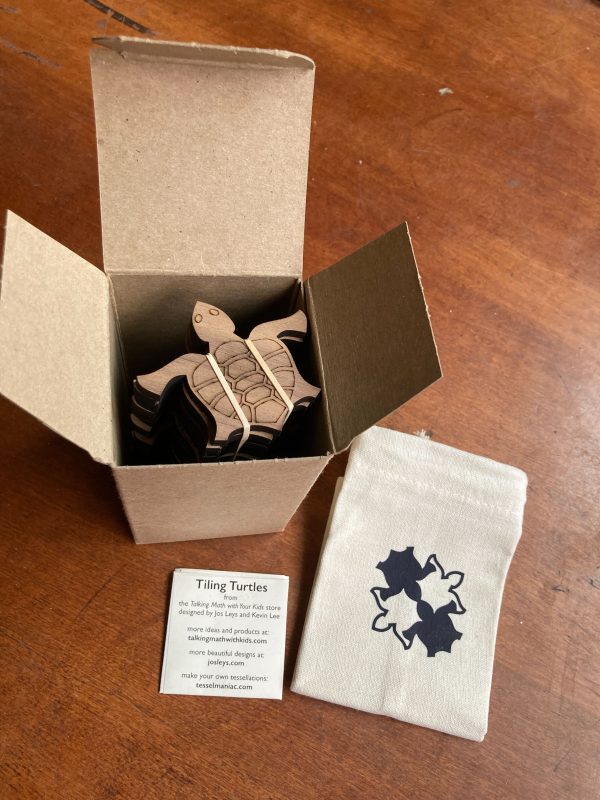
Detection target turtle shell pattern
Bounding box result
[188,338,295,425]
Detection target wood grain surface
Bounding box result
[1,2,599,798]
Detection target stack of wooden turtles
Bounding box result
[130,301,320,462]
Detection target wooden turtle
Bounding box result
[131,302,320,461]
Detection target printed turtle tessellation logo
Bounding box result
[371,547,466,657]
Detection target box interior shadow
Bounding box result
[109,272,330,467]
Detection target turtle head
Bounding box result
[191,301,236,350]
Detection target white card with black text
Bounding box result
[161,569,289,699]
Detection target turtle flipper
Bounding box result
[131,353,206,447]
[136,353,205,404]
[249,309,307,344]
[183,380,245,453]
[287,373,321,406]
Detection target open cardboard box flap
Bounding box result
[0,212,119,465]
[90,37,315,280]
[306,223,441,453]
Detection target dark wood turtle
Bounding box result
[131,302,320,461]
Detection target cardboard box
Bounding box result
[0,37,441,544]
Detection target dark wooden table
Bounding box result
[1,2,599,798]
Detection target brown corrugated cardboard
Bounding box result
[0,38,441,544]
